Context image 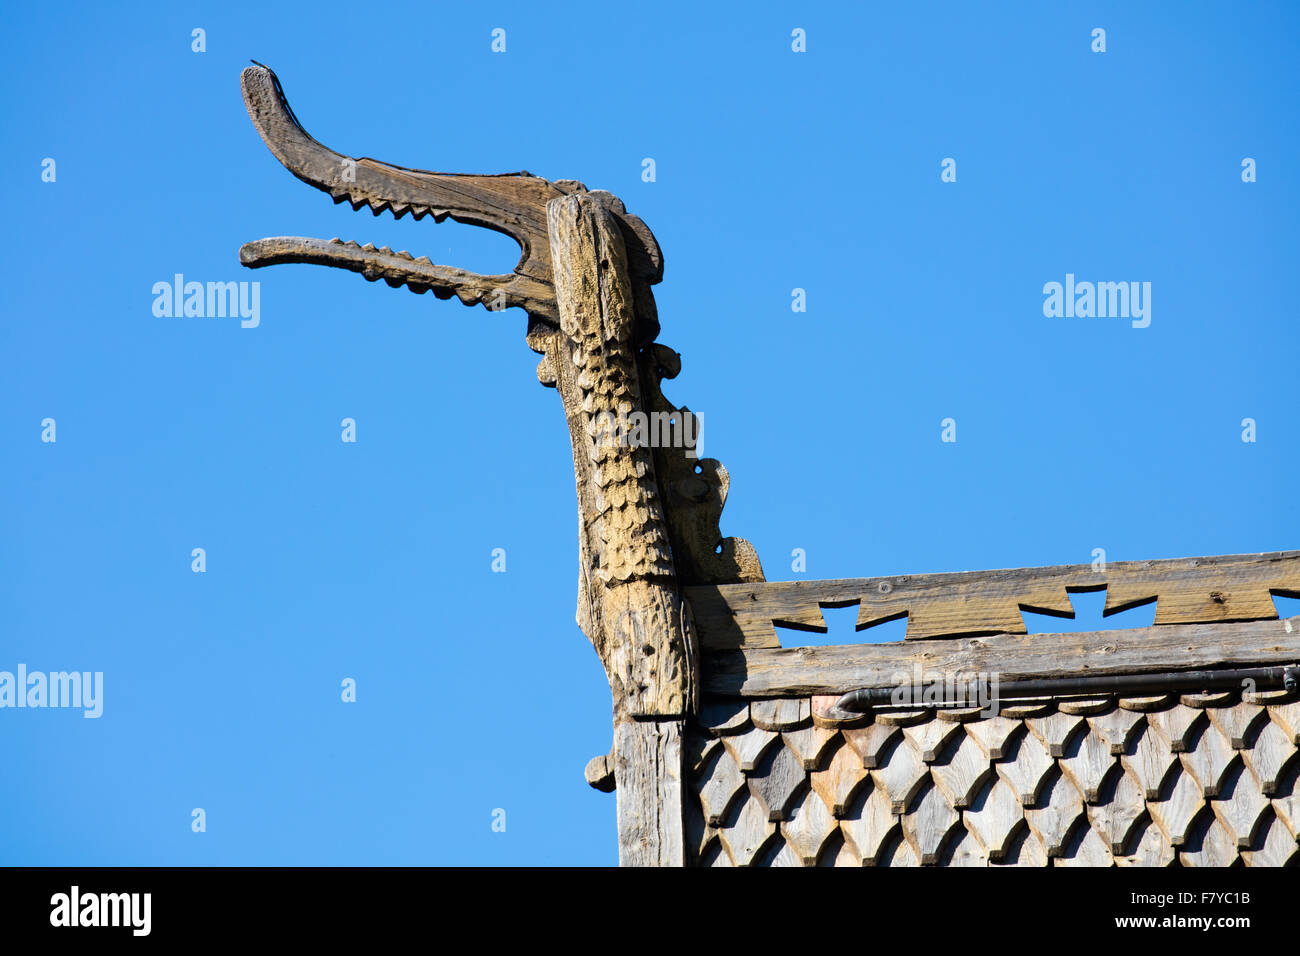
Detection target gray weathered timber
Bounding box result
[615,720,687,866]
[687,550,1300,649]
[539,191,693,718]
[705,616,1300,697]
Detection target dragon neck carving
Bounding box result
[238,64,762,719]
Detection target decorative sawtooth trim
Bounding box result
[686,551,1300,649]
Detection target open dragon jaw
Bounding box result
[239,63,1300,868]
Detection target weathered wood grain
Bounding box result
[703,616,1300,697]
[615,719,687,866]
[541,192,694,717]
[686,551,1300,649]
[240,65,664,312]
[584,752,616,792]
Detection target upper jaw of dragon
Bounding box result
[237,62,567,322]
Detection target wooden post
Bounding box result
[614,720,686,866]
[541,192,693,865]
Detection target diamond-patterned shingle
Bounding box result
[686,690,1299,866]
[781,785,837,864]
[838,783,897,864]
[811,738,870,816]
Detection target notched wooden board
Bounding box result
[685,551,1300,649]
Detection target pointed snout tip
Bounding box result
[240,61,275,92]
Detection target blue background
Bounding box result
[2,1,1296,865]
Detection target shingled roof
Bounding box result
[674,553,1300,866]
[686,690,1300,866]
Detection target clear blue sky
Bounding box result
[2,1,1296,865]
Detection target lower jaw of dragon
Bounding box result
[240,236,489,294]
[239,236,559,326]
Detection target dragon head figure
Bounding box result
[238,62,664,343]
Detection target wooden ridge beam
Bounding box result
[703,615,1300,698]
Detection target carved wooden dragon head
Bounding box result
[237,62,663,343]
[237,62,762,592]
[238,63,763,731]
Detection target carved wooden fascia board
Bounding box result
[689,550,1300,650]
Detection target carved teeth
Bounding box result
[280,233,441,287]
[323,239,425,261]
[390,204,410,220]
[370,200,390,216]
[349,198,366,211]
[411,206,430,220]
